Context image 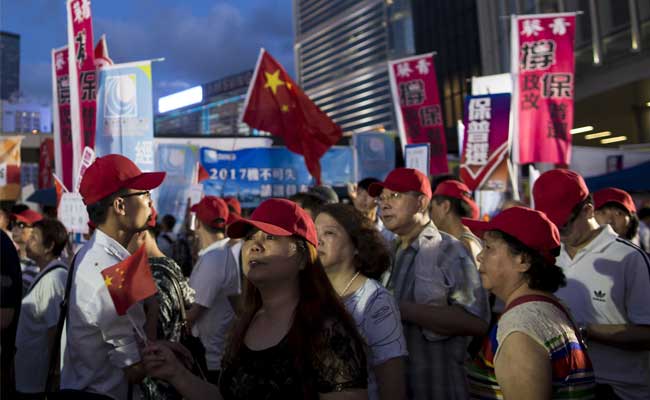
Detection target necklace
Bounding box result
[340,271,360,297]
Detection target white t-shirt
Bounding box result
[343,278,408,400]
[556,225,650,399]
[15,259,67,393]
[189,238,240,370]
[61,229,145,400]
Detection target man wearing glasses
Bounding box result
[11,209,43,296]
[533,169,650,400]
[61,154,165,400]
[368,168,489,400]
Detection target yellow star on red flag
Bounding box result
[264,70,285,95]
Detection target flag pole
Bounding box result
[126,311,149,346]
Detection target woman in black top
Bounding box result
[138,218,195,400]
[144,198,368,399]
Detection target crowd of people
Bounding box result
[1,153,650,400]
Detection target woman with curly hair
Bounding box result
[143,198,368,400]
[464,207,595,399]
[315,203,407,400]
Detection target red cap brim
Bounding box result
[124,171,166,191]
[227,218,294,239]
[190,204,199,213]
[367,182,385,197]
[462,218,492,239]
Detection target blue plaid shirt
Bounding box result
[383,223,490,400]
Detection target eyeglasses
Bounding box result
[15,221,32,229]
[120,191,151,200]
[375,192,404,204]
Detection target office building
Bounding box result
[0,31,20,101]
[155,70,267,137]
[293,0,414,134]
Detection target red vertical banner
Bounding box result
[389,53,448,175]
[39,138,55,189]
[67,0,96,189]
[52,46,74,190]
[512,13,576,165]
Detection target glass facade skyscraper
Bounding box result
[293,0,414,133]
[0,31,20,100]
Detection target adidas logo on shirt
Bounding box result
[592,290,607,302]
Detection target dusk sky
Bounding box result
[1,0,295,106]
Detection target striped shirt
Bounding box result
[384,223,490,400]
[467,295,595,399]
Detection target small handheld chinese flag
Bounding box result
[52,173,68,208]
[242,49,342,185]
[101,244,157,315]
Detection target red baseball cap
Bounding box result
[433,180,479,219]
[533,169,589,228]
[191,196,229,228]
[463,206,560,265]
[227,198,318,248]
[79,154,166,205]
[593,187,636,214]
[368,168,432,199]
[13,209,44,225]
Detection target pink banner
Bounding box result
[52,46,74,190]
[389,53,448,174]
[39,138,55,189]
[67,0,97,152]
[514,13,576,165]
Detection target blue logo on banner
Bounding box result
[104,74,138,118]
[95,62,154,172]
[200,146,353,208]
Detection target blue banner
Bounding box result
[353,132,395,181]
[95,61,154,171]
[154,144,199,229]
[200,146,354,208]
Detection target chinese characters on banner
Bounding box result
[0,137,23,201]
[51,46,74,190]
[38,138,55,189]
[95,61,155,172]
[199,146,354,208]
[388,53,448,175]
[67,0,97,190]
[512,13,576,165]
[460,94,511,191]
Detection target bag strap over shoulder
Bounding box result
[45,252,79,392]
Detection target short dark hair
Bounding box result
[432,195,474,218]
[490,230,566,293]
[316,204,391,280]
[86,189,129,225]
[33,218,69,257]
[289,193,326,215]
[161,214,176,230]
[357,177,380,192]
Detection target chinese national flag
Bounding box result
[242,49,342,184]
[52,173,67,208]
[101,244,157,315]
